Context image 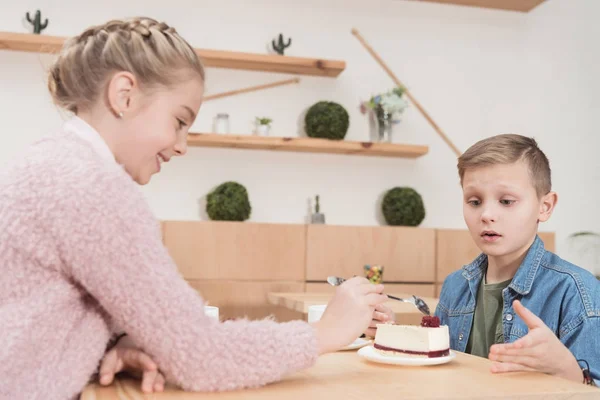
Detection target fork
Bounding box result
[326,276,431,316]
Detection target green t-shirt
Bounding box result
[465,276,512,358]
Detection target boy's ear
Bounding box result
[538,191,558,222]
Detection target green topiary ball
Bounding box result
[304,101,349,140]
[206,181,251,222]
[381,187,425,226]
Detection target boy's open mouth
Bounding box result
[481,231,501,241]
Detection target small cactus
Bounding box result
[26,10,48,34]
[272,33,291,55]
[311,195,325,224]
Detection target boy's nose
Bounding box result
[480,207,497,223]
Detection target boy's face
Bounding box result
[462,160,555,259]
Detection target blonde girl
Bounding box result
[0,17,387,400]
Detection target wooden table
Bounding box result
[268,292,440,325]
[81,350,598,399]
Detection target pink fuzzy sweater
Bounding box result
[0,117,318,400]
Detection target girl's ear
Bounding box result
[106,71,138,118]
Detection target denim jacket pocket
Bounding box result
[444,308,474,352]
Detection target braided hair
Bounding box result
[48,17,205,114]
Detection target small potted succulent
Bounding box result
[254,117,273,136]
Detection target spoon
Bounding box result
[326,276,431,316]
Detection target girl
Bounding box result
[0,17,388,400]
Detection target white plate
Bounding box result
[357,345,456,366]
[340,337,371,351]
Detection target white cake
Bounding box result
[374,316,450,358]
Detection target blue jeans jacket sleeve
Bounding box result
[434,279,448,325]
[560,314,600,386]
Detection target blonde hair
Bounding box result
[48,17,205,113]
[457,134,551,197]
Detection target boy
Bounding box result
[435,134,599,386]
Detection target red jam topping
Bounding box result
[421,316,441,328]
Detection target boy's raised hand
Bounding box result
[488,300,582,382]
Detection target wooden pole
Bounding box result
[204,78,300,102]
[351,28,462,157]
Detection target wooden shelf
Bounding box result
[0,31,345,77]
[403,0,547,12]
[187,133,429,158]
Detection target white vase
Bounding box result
[256,124,271,136]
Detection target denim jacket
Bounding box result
[435,235,600,386]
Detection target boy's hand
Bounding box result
[99,336,166,393]
[364,303,395,338]
[488,300,582,383]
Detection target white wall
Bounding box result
[519,0,600,271]
[0,0,598,272]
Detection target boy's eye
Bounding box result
[176,118,187,130]
[467,200,481,206]
[500,199,515,206]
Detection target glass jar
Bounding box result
[214,113,230,134]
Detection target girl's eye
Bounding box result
[177,118,187,130]
[467,200,481,206]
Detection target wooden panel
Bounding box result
[305,282,435,298]
[188,133,429,159]
[306,225,435,282]
[187,280,304,322]
[0,32,345,77]
[436,229,556,283]
[403,0,546,12]
[163,221,306,281]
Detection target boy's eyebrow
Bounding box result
[463,182,521,192]
[182,105,196,121]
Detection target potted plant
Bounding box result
[310,195,325,224]
[304,101,349,141]
[206,181,252,222]
[254,117,272,136]
[381,187,425,227]
[360,87,409,142]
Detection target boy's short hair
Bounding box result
[457,134,551,197]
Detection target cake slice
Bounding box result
[374,316,450,358]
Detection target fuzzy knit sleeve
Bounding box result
[44,143,319,392]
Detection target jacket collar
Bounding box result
[462,235,546,295]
